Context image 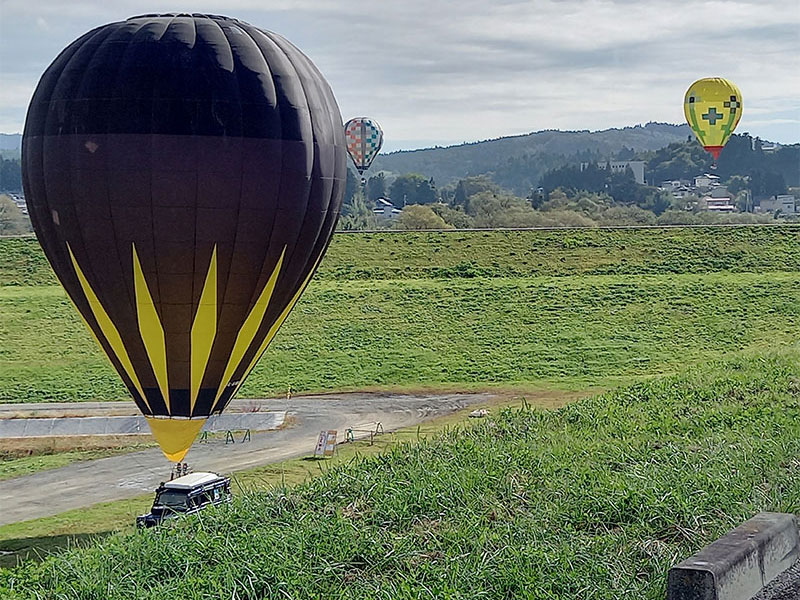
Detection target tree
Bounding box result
[365,173,387,201]
[469,191,541,227]
[540,190,611,219]
[389,173,437,206]
[343,169,358,207]
[0,158,22,191]
[725,175,749,194]
[657,209,700,226]
[453,180,468,208]
[636,189,671,215]
[393,205,452,230]
[337,191,378,231]
[429,203,474,229]
[598,206,657,226]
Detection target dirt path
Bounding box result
[0,392,496,525]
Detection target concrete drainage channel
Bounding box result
[0,412,285,437]
[668,512,800,599]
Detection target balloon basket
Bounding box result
[170,462,191,480]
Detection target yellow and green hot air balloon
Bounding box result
[684,77,742,161]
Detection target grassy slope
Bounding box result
[1,226,799,402]
[3,351,799,598]
[4,227,800,286]
[0,397,548,568]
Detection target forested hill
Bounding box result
[0,134,21,152]
[371,122,692,192]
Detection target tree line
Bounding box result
[337,132,797,230]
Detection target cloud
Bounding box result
[1,0,798,143]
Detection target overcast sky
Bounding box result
[1,0,798,150]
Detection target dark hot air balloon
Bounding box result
[22,14,346,462]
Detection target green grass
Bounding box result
[3,350,799,598]
[1,271,798,402]
[1,227,799,594]
[0,400,537,569]
[320,226,800,280]
[2,226,798,402]
[3,226,800,287]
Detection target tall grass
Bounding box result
[3,350,799,598]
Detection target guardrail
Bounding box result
[668,512,799,600]
[344,422,384,444]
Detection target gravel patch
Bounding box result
[752,560,800,600]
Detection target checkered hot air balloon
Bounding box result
[344,117,383,175]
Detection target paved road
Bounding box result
[0,392,494,525]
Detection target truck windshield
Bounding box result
[154,490,189,510]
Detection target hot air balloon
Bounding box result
[684,77,742,161]
[22,14,346,462]
[344,117,383,177]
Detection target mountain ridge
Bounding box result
[370,122,697,192]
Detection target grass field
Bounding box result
[1,226,799,596]
[1,226,799,403]
[4,226,800,286]
[3,351,799,598]
[0,398,537,569]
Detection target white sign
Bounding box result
[324,430,337,456]
[314,430,337,457]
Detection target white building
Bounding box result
[709,186,732,199]
[758,195,797,214]
[694,174,720,189]
[608,161,646,185]
[582,160,646,184]
[373,198,401,219]
[703,197,736,212]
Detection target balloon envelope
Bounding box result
[684,77,742,160]
[22,14,346,461]
[344,117,383,175]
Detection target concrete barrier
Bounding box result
[0,412,285,437]
[668,512,800,600]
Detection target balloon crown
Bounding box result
[127,13,242,23]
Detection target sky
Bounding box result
[1,0,798,151]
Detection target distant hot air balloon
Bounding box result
[684,77,742,161]
[22,14,346,462]
[344,117,383,176]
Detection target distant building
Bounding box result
[582,160,646,184]
[709,186,732,199]
[659,180,690,191]
[694,174,720,189]
[758,195,797,215]
[703,197,736,212]
[658,180,694,199]
[373,198,401,219]
[760,142,780,153]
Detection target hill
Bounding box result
[371,122,692,192]
[1,226,798,402]
[0,134,20,152]
[3,350,799,598]
[0,135,21,161]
